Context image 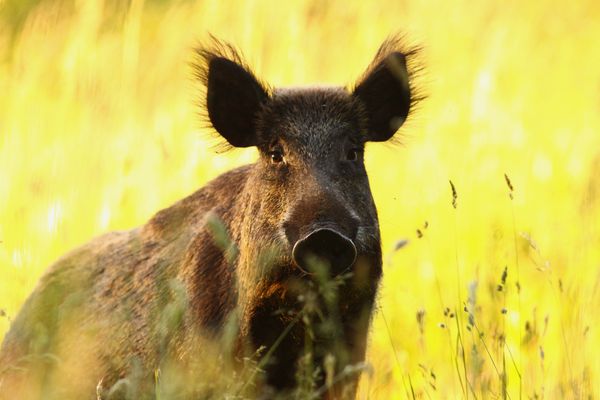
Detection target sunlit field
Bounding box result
[1,0,599,398]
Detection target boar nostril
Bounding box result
[292,228,357,275]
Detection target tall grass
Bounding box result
[1,0,599,398]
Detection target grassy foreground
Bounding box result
[1,0,599,398]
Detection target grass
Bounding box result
[1,0,600,398]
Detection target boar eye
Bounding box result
[345,148,361,162]
[269,149,284,164]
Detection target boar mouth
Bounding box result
[291,228,357,275]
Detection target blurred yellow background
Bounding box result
[0,0,599,398]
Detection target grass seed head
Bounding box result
[504,173,514,199]
[449,180,458,209]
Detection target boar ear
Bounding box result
[353,39,416,142]
[196,39,269,148]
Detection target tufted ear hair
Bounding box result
[353,36,418,142]
[195,38,270,148]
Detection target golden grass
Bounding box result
[1,0,599,398]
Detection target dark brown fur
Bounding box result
[0,35,420,399]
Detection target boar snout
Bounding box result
[292,227,357,275]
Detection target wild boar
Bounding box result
[0,36,418,399]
